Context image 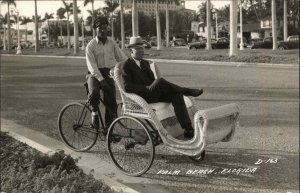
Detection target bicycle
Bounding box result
[57,82,122,152]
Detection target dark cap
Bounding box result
[93,17,109,29]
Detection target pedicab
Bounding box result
[106,61,240,176]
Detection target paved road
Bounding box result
[1,55,299,193]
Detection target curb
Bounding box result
[1,54,298,68]
[1,119,140,193]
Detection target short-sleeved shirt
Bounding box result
[86,37,127,82]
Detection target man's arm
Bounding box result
[86,44,103,82]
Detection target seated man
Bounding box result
[121,36,204,139]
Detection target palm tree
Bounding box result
[61,0,73,49]
[165,0,180,47]
[1,0,16,52]
[271,0,277,50]
[103,0,119,40]
[229,0,238,56]
[119,0,125,49]
[42,12,54,44]
[132,0,138,36]
[34,0,39,52]
[1,13,14,50]
[86,8,103,28]
[283,0,287,40]
[20,16,31,42]
[0,14,6,50]
[83,0,95,37]
[72,0,79,54]
[61,0,81,50]
[56,7,66,46]
[206,0,212,50]
[155,0,162,50]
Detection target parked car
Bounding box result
[20,41,32,48]
[251,36,283,49]
[212,37,229,49]
[188,39,206,49]
[142,40,152,49]
[277,35,299,50]
[170,38,187,47]
[237,37,248,48]
[11,43,24,50]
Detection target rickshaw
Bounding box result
[58,61,240,177]
[106,62,240,176]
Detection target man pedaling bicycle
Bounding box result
[85,16,127,131]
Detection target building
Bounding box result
[123,0,186,16]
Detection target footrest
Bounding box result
[194,103,240,144]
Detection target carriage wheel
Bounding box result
[58,102,98,152]
[189,150,206,162]
[107,116,155,176]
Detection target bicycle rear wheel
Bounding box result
[107,116,155,176]
[58,102,98,152]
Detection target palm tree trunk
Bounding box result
[111,14,114,40]
[156,0,162,50]
[272,0,277,50]
[120,0,125,50]
[3,26,7,50]
[67,15,70,49]
[165,0,169,47]
[73,0,79,54]
[283,0,288,40]
[47,19,50,44]
[92,1,95,37]
[7,3,11,52]
[25,25,28,42]
[132,0,138,36]
[34,0,39,53]
[206,0,212,50]
[60,19,63,44]
[229,0,238,56]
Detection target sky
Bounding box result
[0,0,230,28]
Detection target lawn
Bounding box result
[1,46,299,64]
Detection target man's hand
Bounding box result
[99,79,111,91]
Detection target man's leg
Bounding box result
[102,77,118,128]
[146,79,194,139]
[87,76,101,129]
[147,78,203,97]
[161,93,192,132]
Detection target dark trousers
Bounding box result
[144,78,191,129]
[86,68,117,127]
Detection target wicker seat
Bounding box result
[113,61,240,157]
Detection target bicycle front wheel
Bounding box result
[58,102,98,152]
[107,116,155,176]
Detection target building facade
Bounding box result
[123,0,186,16]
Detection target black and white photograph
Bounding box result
[0,0,299,192]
